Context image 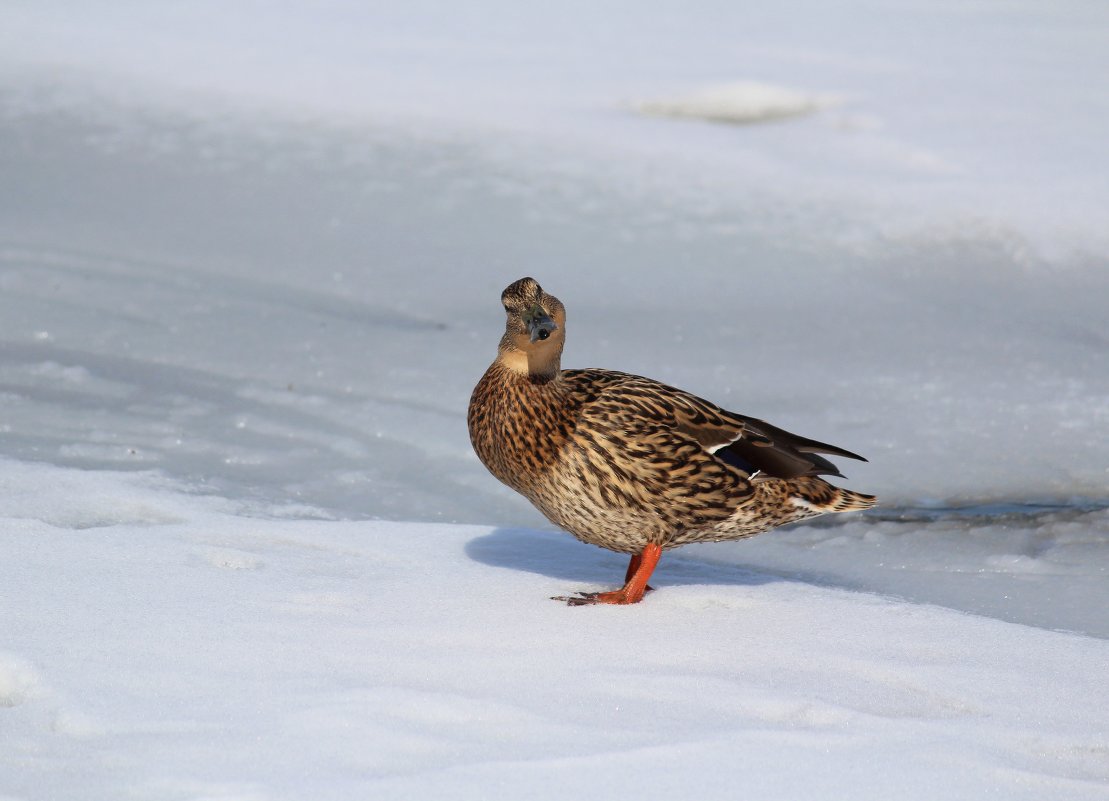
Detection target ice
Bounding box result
[3,1,1108,255]
[0,106,1104,514]
[0,1,1107,798]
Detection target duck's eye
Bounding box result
[536,329,550,341]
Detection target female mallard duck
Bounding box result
[468,277,876,605]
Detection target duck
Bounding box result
[468,277,876,605]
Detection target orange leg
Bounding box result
[554,543,663,606]
[624,553,655,593]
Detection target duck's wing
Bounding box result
[562,369,866,480]
[728,414,867,479]
[559,369,751,527]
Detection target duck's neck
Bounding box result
[496,348,561,384]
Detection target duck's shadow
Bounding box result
[465,527,781,590]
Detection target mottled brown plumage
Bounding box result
[468,277,876,605]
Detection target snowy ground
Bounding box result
[2,2,1108,799]
[4,463,1109,801]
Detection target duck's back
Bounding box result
[469,365,753,552]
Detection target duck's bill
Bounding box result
[526,312,558,343]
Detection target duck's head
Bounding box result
[496,277,566,379]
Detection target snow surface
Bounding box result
[3,461,1109,800]
[637,81,833,125]
[1,1,1108,798]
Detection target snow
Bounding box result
[636,81,834,125]
[1,1,1108,798]
[3,461,1109,800]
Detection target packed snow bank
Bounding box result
[2,461,1108,800]
[636,81,833,125]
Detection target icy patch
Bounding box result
[697,506,1109,637]
[636,81,834,125]
[0,359,131,399]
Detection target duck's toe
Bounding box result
[551,586,654,606]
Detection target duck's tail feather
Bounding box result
[788,477,877,513]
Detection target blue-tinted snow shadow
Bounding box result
[465,527,781,590]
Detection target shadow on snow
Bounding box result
[465,527,782,592]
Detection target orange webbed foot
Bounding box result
[552,543,662,606]
[551,586,654,606]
